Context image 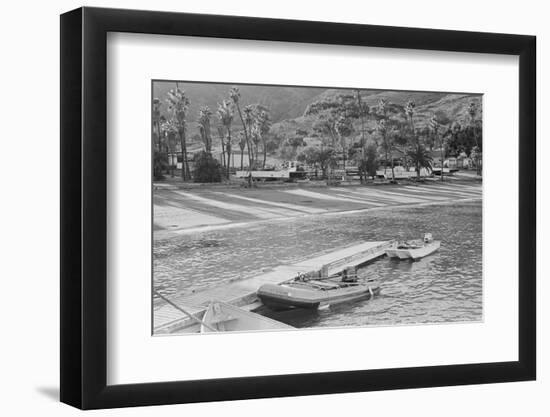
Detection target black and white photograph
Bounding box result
[152,81,483,335]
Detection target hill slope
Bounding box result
[152,81,326,124]
[270,89,482,144]
[152,81,481,158]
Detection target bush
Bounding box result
[192,151,222,183]
[153,151,167,180]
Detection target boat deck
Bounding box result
[154,240,392,334]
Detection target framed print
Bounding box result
[60,6,536,409]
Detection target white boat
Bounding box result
[385,233,440,260]
[200,301,294,333]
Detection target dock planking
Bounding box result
[154,240,393,334]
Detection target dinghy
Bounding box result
[200,300,294,333]
[385,233,440,260]
[257,276,380,311]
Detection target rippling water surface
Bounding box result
[154,201,482,327]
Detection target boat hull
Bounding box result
[258,281,380,311]
[385,241,440,260]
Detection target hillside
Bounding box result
[152,81,326,124]
[270,89,482,146]
[152,81,481,160]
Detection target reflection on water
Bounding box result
[154,201,482,327]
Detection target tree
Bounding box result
[468,101,482,175]
[407,143,433,180]
[376,98,398,182]
[216,126,227,169]
[364,143,379,180]
[470,146,481,173]
[305,94,357,151]
[335,115,354,171]
[153,150,168,180]
[237,132,246,171]
[166,87,191,180]
[161,118,178,177]
[192,151,222,183]
[253,108,272,168]
[355,90,370,183]
[152,98,163,153]
[404,100,417,144]
[230,87,254,185]
[312,117,338,147]
[429,114,445,181]
[217,100,234,178]
[197,106,213,153]
[297,146,337,179]
[242,104,255,168]
[279,136,304,161]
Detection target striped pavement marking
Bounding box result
[326,190,388,206]
[401,185,476,197]
[365,188,442,202]
[407,185,481,198]
[328,188,414,205]
[199,191,304,217]
[338,187,428,204]
[211,191,327,214]
[282,189,377,205]
[173,191,286,219]
[430,183,481,191]
[431,184,482,194]
[153,183,483,234]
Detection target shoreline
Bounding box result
[155,197,481,239]
[153,180,483,240]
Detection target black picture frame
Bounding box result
[60,6,536,410]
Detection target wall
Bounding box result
[0,0,546,416]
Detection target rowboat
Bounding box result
[385,233,440,260]
[200,300,294,333]
[257,277,380,311]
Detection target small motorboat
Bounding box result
[385,233,440,260]
[257,273,380,311]
[200,300,294,333]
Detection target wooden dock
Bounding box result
[154,240,393,334]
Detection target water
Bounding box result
[154,201,482,327]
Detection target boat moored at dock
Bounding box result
[385,233,440,260]
[257,272,380,311]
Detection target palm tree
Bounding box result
[152,98,162,152]
[407,143,433,180]
[468,101,481,175]
[242,104,255,168]
[405,100,417,144]
[197,106,213,154]
[237,132,246,171]
[166,88,191,180]
[377,99,395,182]
[377,119,394,181]
[217,126,226,169]
[153,98,164,178]
[161,118,178,177]
[229,88,254,173]
[217,100,234,178]
[355,90,369,183]
[254,108,271,168]
[429,114,444,181]
[335,115,353,172]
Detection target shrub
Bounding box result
[153,151,167,180]
[192,151,222,183]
